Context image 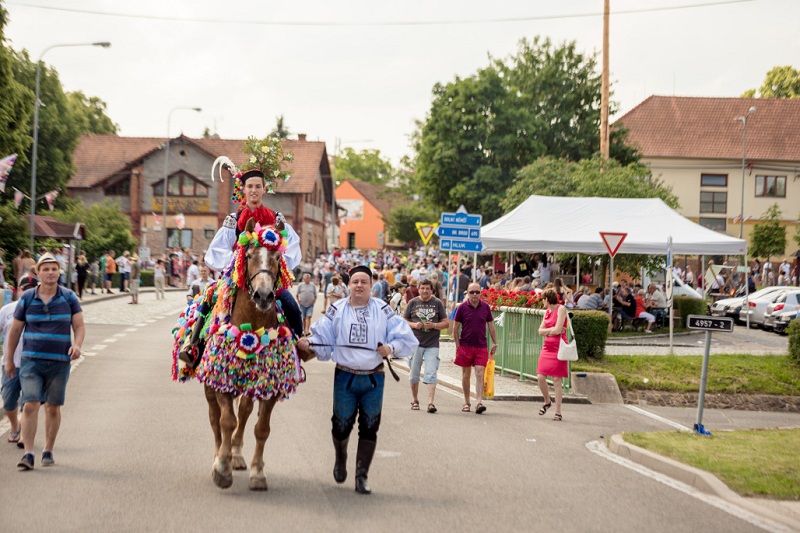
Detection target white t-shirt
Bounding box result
[0,300,22,368]
[186,264,200,286]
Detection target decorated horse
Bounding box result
[171,217,313,490]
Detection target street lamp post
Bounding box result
[29,42,111,251]
[161,106,202,253]
[736,106,756,239]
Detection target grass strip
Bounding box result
[623,429,800,499]
[573,354,800,395]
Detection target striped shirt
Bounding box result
[13,286,82,362]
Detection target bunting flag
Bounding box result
[14,188,24,209]
[152,211,163,226]
[0,154,17,193]
[45,189,59,211]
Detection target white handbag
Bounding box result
[557,313,579,362]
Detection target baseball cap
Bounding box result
[18,274,39,290]
[36,252,59,268]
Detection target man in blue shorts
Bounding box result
[4,253,85,470]
[296,273,318,336]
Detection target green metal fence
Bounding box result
[487,306,572,393]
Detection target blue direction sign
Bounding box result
[438,226,481,239]
[440,212,482,227]
[440,239,483,252]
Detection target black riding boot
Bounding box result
[354,439,376,495]
[332,436,349,484]
[277,291,304,338]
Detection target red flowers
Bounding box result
[480,288,543,310]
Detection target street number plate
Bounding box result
[687,315,734,333]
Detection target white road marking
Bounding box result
[586,440,792,533]
[91,344,107,351]
[125,327,138,332]
[103,338,118,344]
[135,323,147,327]
[70,355,86,373]
[83,352,96,357]
[625,404,692,432]
[526,438,536,442]
[113,333,127,337]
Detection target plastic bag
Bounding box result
[483,356,496,399]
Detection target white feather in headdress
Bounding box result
[211,156,236,182]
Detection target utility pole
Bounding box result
[599,0,610,158]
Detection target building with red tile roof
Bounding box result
[335,179,411,250]
[67,133,335,259]
[614,96,800,255]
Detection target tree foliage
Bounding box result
[742,66,800,99]
[0,203,31,272]
[383,203,439,245]
[0,4,33,172]
[49,200,138,260]
[270,114,290,139]
[750,204,786,260]
[412,36,639,221]
[67,91,118,134]
[334,147,395,185]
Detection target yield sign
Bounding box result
[415,222,438,245]
[600,232,627,257]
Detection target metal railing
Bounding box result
[488,306,572,393]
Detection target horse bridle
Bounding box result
[245,257,277,298]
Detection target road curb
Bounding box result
[607,434,800,531]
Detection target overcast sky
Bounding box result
[3,0,797,163]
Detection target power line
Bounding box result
[6,0,757,27]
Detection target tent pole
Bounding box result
[744,248,750,329]
[446,249,453,311]
[576,253,580,290]
[472,252,477,282]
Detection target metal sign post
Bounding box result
[439,209,483,305]
[687,315,734,435]
[600,232,627,318]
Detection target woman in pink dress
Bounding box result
[536,288,569,421]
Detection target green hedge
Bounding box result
[788,319,800,364]
[571,310,609,360]
[673,295,706,327]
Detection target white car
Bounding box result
[773,308,799,334]
[738,289,790,327]
[711,286,784,322]
[763,290,800,331]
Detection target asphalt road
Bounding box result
[0,293,793,532]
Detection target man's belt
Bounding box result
[335,363,384,375]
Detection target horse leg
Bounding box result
[211,392,236,489]
[231,395,254,470]
[204,385,222,463]
[249,397,277,491]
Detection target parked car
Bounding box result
[763,290,800,331]
[773,308,799,334]
[738,289,789,327]
[710,286,785,322]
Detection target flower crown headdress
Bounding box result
[232,222,294,293]
[211,136,294,203]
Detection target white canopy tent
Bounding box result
[480,195,747,255]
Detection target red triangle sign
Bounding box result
[600,232,627,257]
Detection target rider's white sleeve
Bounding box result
[204,220,236,272]
[283,222,301,271]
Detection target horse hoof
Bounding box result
[231,455,247,471]
[249,476,268,491]
[212,467,233,489]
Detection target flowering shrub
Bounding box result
[481,288,544,309]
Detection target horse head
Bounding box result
[240,217,287,312]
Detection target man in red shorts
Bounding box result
[453,282,497,414]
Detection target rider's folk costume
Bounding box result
[308,265,418,494]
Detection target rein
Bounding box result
[246,267,276,298]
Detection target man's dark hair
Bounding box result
[419,279,433,289]
[523,276,531,284]
[372,273,378,280]
[595,286,604,294]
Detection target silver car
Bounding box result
[738,289,789,327]
[763,290,800,331]
[773,308,799,334]
[710,286,784,322]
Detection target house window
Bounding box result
[700,191,727,214]
[105,178,130,196]
[153,174,209,197]
[167,229,192,248]
[755,175,786,198]
[701,174,727,187]
[699,217,726,232]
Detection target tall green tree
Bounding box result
[49,200,137,260]
[270,114,290,139]
[0,4,33,172]
[742,66,800,99]
[0,203,30,273]
[383,204,439,245]
[750,204,787,262]
[412,37,638,221]
[334,147,395,185]
[67,91,118,134]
